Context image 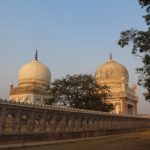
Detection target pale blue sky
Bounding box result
[0,0,149,113]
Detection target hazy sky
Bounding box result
[0,0,149,114]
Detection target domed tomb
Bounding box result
[19,59,51,88]
[95,54,138,115]
[9,51,51,104]
[95,58,129,85]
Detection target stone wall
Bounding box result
[0,99,150,144]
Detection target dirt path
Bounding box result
[1,130,150,150]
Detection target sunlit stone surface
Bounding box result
[9,52,138,115]
[9,51,51,104]
[95,56,138,115]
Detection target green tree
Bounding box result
[118,0,150,101]
[45,74,113,112]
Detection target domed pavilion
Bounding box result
[95,54,138,115]
[9,51,51,104]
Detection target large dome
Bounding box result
[18,60,51,87]
[95,58,129,84]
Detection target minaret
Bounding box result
[110,52,112,60]
[35,49,38,60]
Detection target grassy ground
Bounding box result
[24,130,150,150]
[0,130,150,150]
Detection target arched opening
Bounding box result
[34,119,40,132]
[5,113,15,132]
[21,114,29,132]
[116,104,120,114]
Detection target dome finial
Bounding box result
[35,49,38,60]
[110,52,112,60]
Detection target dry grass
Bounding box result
[24,130,150,150]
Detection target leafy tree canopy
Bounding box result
[45,74,113,112]
[118,0,150,101]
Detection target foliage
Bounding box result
[45,74,113,112]
[118,0,150,101]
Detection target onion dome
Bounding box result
[18,50,51,88]
[95,55,129,85]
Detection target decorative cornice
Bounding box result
[10,86,50,95]
[0,99,145,119]
[19,78,50,86]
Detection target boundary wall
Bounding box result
[0,100,150,144]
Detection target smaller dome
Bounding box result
[18,60,51,87]
[95,58,129,84]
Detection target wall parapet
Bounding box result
[0,99,150,144]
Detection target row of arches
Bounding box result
[0,103,150,134]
